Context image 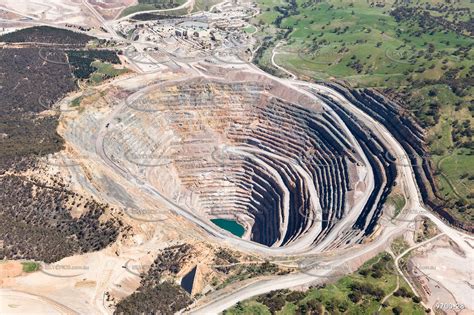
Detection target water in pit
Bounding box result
[181,265,197,294]
[211,219,245,237]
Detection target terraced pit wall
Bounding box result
[315,93,398,237]
[325,83,474,233]
[92,69,408,250]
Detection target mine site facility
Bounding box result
[0,0,472,314]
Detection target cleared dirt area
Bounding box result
[88,0,137,20]
[0,0,99,26]
[1,1,472,314]
[0,261,23,287]
[0,290,70,315]
[406,235,473,313]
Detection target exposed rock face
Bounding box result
[56,67,417,251]
[93,71,401,249]
[315,92,398,238]
[325,83,474,233]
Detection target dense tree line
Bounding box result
[0,114,64,170]
[0,48,76,115]
[391,6,473,36]
[0,48,74,170]
[0,27,126,265]
[132,13,184,21]
[0,43,121,170]
[114,245,193,314]
[0,26,93,46]
[67,49,120,79]
[137,0,179,9]
[142,244,193,283]
[0,174,121,263]
[114,282,191,315]
[273,0,298,28]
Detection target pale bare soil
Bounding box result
[1,1,473,314]
[0,0,99,26]
[407,235,474,313]
[88,0,137,20]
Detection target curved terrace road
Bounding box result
[89,60,472,313]
[186,67,474,313]
[8,3,471,314]
[114,0,195,22]
[93,11,472,312]
[93,76,371,257]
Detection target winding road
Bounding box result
[186,69,473,314]
[3,1,472,314]
[89,7,474,312]
[114,0,195,22]
[89,59,473,313]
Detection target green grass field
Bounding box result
[225,253,426,315]
[88,61,129,85]
[21,261,40,273]
[391,237,410,256]
[120,4,157,17]
[191,0,222,13]
[252,0,474,223]
[119,0,187,17]
[255,0,472,86]
[71,96,83,107]
[243,26,257,34]
[386,193,407,218]
[432,148,474,221]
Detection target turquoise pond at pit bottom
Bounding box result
[211,219,245,237]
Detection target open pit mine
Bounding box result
[1,0,473,312]
[66,68,399,255]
